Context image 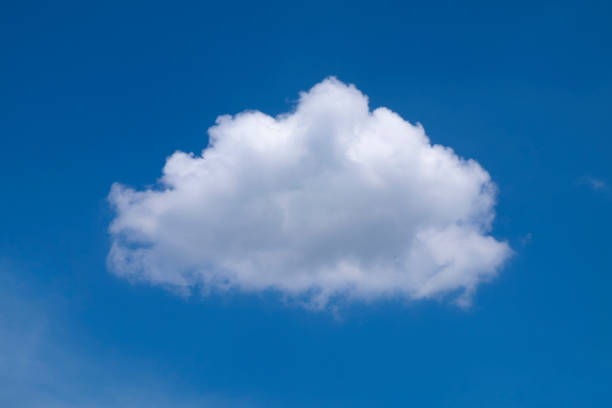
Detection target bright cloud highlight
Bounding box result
[108,77,511,308]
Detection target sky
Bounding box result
[1,0,611,406]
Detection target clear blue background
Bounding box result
[1,0,611,406]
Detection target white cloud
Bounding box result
[108,77,511,309]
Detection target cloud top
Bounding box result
[108,77,511,308]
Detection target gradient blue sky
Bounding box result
[1,0,611,406]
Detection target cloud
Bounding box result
[108,77,511,308]
[580,176,608,191]
[0,266,256,408]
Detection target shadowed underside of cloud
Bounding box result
[108,77,511,309]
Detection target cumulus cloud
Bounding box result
[108,77,511,308]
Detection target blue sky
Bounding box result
[1,0,611,406]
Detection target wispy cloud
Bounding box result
[0,267,256,408]
[579,176,608,192]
